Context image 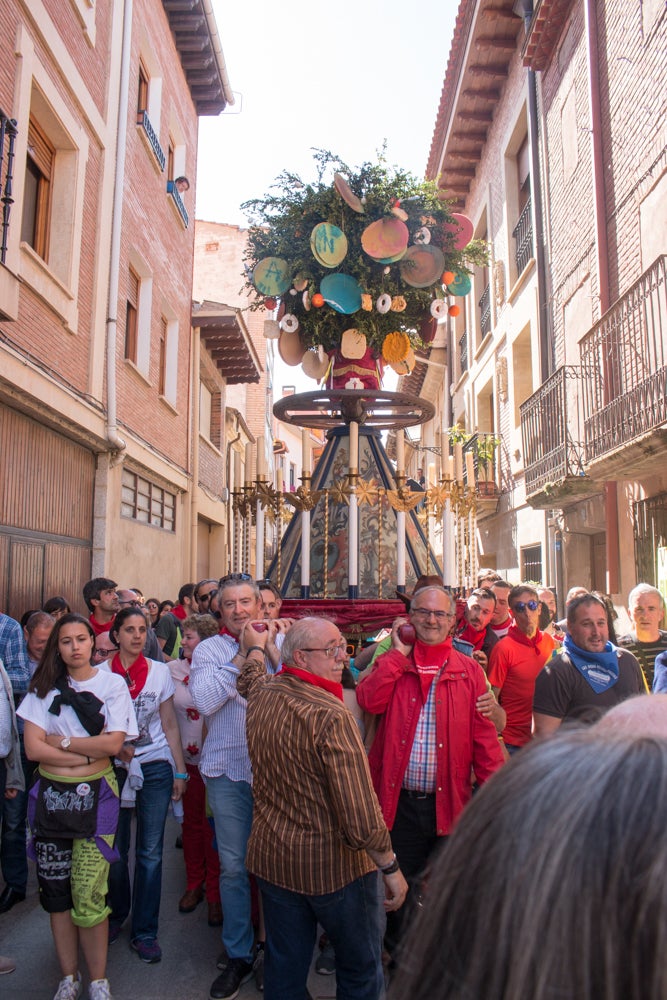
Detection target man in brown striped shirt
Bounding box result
[237,617,407,1000]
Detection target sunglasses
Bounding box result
[513,600,539,613]
[198,589,218,602]
[219,573,252,584]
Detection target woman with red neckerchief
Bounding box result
[106,607,187,964]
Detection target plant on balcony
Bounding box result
[475,434,500,484]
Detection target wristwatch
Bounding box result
[380,854,400,875]
[60,737,71,751]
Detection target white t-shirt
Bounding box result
[17,668,138,741]
[125,659,176,766]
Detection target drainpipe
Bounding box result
[104,0,132,461]
[584,0,618,594]
[190,326,201,580]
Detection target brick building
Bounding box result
[423,0,665,611]
[0,1,234,614]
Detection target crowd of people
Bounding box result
[0,570,665,1000]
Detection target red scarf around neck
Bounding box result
[279,665,343,701]
[508,624,544,652]
[456,621,486,651]
[171,605,187,621]
[111,652,149,698]
[412,637,452,699]
[89,613,113,636]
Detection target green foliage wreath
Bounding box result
[242,149,487,357]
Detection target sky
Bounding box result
[196,0,458,227]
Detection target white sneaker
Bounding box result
[89,979,112,1000]
[53,973,82,1000]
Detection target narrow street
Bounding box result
[0,815,331,1000]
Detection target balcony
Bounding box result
[463,432,501,519]
[0,110,18,265]
[520,366,599,508]
[580,254,667,478]
[166,179,189,228]
[512,197,533,277]
[478,282,491,339]
[136,109,166,172]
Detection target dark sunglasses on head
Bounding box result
[513,600,539,613]
[199,589,218,602]
[219,573,252,585]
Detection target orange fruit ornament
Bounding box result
[312,293,325,308]
[448,304,461,317]
[442,271,455,285]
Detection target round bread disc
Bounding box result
[253,257,291,296]
[399,244,446,288]
[334,173,364,213]
[361,217,409,261]
[302,349,330,380]
[310,222,348,268]
[446,272,472,296]
[444,213,474,251]
[278,329,306,366]
[390,347,416,375]
[340,329,368,360]
[320,273,363,314]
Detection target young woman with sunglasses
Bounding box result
[18,613,137,1000]
[105,607,187,964]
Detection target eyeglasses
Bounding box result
[118,599,141,607]
[93,647,116,658]
[411,609,455,621]
[219,573,252,584]
[512,600,539,613]
[300,642,347,658]
[198,589,217,602]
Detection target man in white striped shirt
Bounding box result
[190,574,287,1000]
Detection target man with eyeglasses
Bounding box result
[93,631,118,666]
[356,585,504,961]
[237,616,407,999]
[488,584,556,754]
[190,574,290,1000]
[194,579,219,616]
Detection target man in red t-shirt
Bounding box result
[488,585,555,753]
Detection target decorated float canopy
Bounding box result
[242,151,487,390]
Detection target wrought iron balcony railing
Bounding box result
[580,254,667,463]
[478,282,491,338]
[166,179,189,227]
[0,110,18,265]
[512,197,533,276]
[459,330,468,375]
[136,109,166,171]
[520,366,587,496]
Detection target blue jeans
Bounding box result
[0,739,33,893]
[206,774,254,963]
[256,871,384,1000]
[107,759,173,942]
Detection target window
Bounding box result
[121,468,176,531]
[200,381,212,440]
[137,61,149,121]
[521,544,542,584]
[158,316,167,396]
[125,268,139,362]
[21,116,54,261]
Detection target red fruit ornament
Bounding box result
[397,623,416,645]
[264,297,277,310]
[449,304,461,317]
[252,622,268,633]
[312,293,325,308]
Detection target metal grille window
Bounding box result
[121,468,175,532]
[634,491,667,589]
[1,111,18,265]
[521,544,543,584]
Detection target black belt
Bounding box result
[401,789,436,799]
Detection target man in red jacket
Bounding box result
[356,584,504,958]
